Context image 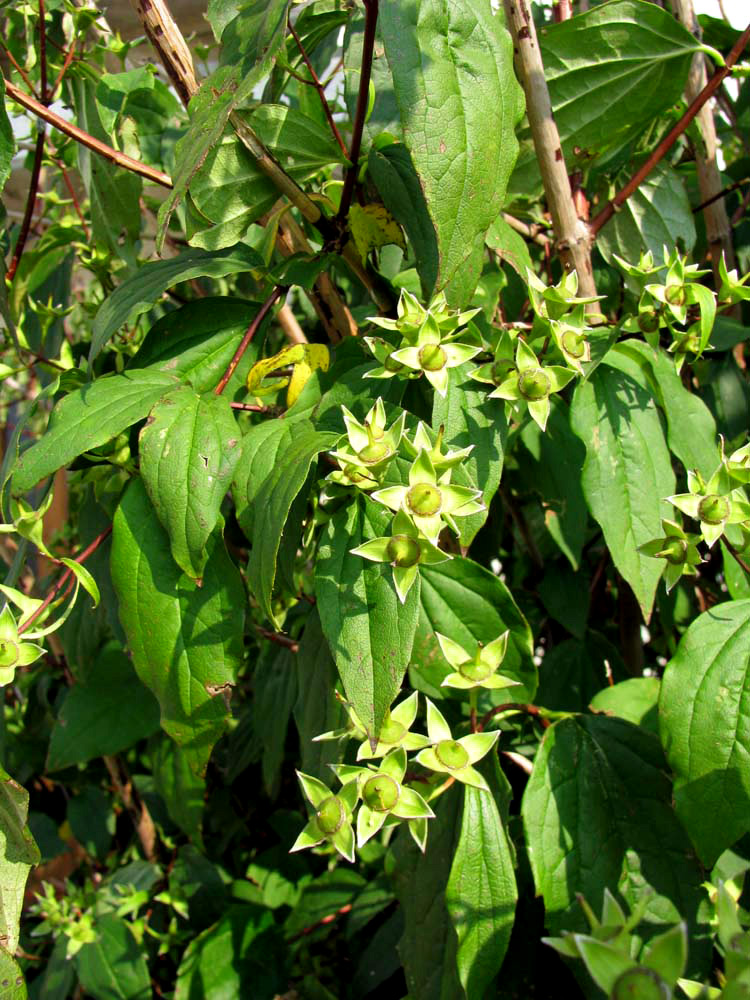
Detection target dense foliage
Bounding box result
[0,0,749,996]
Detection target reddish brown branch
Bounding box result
[6,125,45,282]
[338,0,378,222]
[256,626,299,652]
[1,42,38,96]
[4,78,173,188]
[478,703,550,732]
[214,286,286,396]
[18,525,112,635]
[288,20,348,158]
[590,23,750,236]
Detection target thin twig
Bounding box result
[732,184,750,226]
[49,40,77,100]
[338,0,378,223]
[256,626,299,652]
[0,41,38,96]
[18,526,112,635]
[230,402,274,412]
[56,160,90,238]
[290,903,353,940]
[693,176,749,213]
[214,287,286,396]
[103,755,158,862]
[6,125,45,282]
[4,78,173,188]
[723,537,750,576]
[478,703,551,731]
[288,19,348,157]
[590,23,750,236]
[502,212,551,247]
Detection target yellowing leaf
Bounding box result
[349,203,406,264]
[246,343,330,406]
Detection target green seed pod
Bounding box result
[661,536,688,566]
[362,774,400,812]
[386,534,422,568]
[517,367,551,401]
[434,739,470,770]
[406,483,442,517]
[665,284,686,307]
[418,344,448,372]
[315,795,346,836]
[698,493,730,526]
[561,331,586,359]
[637,309,660,334]
[611,968,670,1000]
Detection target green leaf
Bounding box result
[254,646,297,798]
[368,143,439,298]
[380,0,523,306]
[132,297,266,395]
[74,914,151,1000]
[90,245,264,361]
[0,78,16,196]
[248,104,348,173]
[344,11,401,146]
[485,215,533,280]
[432,363,507,545]
[152,735,205,846]
[140,386,241,580]
[411,556,537,702]
[536,632,626,713]
[175,905,286,1000]
[659,599,750,866]
[570,364,675,621]
[68,786,114,861]
[0,768,39,954]
[0,950,26,1000]
[510,0,702,195]
[609,341,719,480]
[315,497,421,742]
[445,774,517,997]
[597,162,696,266]
[47,648,161,771]
[248,424,338,626]
[517,396,588,570]
[218,0,291,75]
[232,419,294,541]
[111,479,246,776]
[294,608,347,785]
[390,784,463,1000]
[522,715,709,972]
[12,370,177,493]
[95,68,181,168]
[590,676,661,736]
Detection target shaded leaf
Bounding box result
[0,769,39,954]
[74,915,150,1000]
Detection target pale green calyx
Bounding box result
[414,699,499,791]
[639,519,702,592]
[290,771,359,863]
[436,630,519,691]
[350,510,450,602]
[328,398,406,490]
[668,466,750,548]
[488,339,575,432]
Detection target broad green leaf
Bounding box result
[90,245,264,361]
[722,542,750,601]
[522,715,709,973]
[590,676,661,736]
[536,632,626,713]
[538,563,590,639]
[368,143,439,298]
[0,947,27,999]
[12,370,177,493]
[248,104,348,173]
[380,0,523,306]
[232,419,294,540]
[74,915,150,1000]
[597,162,696,266]
[284,869,366,937]
[0,78,16,195]
[485,216,534,280]
[390,784,463,1000]
[140,386,241,579]
[218,0,291,75]
[254,646,297,798]
[517,396,588,570]
[446,772,517,997]
[95,67,181,168]
[248,424,338,626]
[47,648,161,771]
[315,497,421,742]
[344,11,401,145]
[411,556,536,702]
[111,479,245,776]
[433,364,507,545]
[570,364,675,620]
[175,905,286,1000]
[152,736,205,847]
[73,78,142,260]
[510,1,702,195]
[206,0,242,41]
[0,768,39,954]
[35,936,74,999]
[609,341,719,480]
[660,600,750,866]
[132,297,266,395]
[294,608,347,785]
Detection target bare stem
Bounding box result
[129,0,198,107]
[18,526,112,635]
[4,78,173,188]
[214,287,286,396]
[256,626,299,652]
[502,0,598,302]
[288,19,348,157]
[338,0,378,223]
[724,537,750,576]
[479,703,551,731]
[590,23,750,236]
[6,124,45,282]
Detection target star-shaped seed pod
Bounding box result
[330,747,435,848]
[313,690,431,762]
[526,268,601,322]
[488,339,575,432]
[367,288,428,340]
[362,336,418,381]
[290,772,359,863]
[415,699,499,791]
[436,630,519,691]
[639,519,703,592]
[722,439,750,485]
[549,305,592,373]
[0,605,44,686]
[328,398,406,490]
[669,467,750,548]
[401,422,473,476]
[388,313,480,397]
[372,450,484,544]
[350,510,450,602]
